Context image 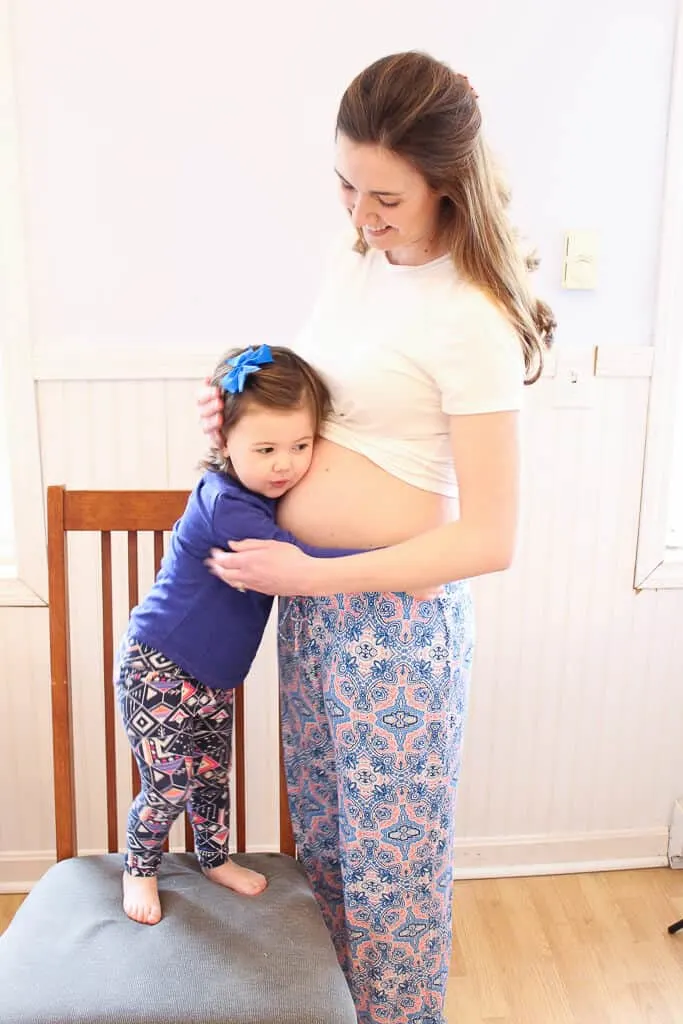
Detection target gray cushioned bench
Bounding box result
[0,853,356,1024]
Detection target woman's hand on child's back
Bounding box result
[206,539,445,602]
[197,379,224,447]
[206,539,312,596]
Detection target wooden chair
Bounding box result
[0,487,356,1024]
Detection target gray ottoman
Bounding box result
[0,852,357,1024]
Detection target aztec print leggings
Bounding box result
[278,583,474,1024]
[116,636,234,876]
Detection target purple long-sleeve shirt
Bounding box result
[129,471,355,688]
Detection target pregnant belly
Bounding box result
[276,438,455,549]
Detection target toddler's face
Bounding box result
[223,404,315,498]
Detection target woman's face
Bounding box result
[334,134,444,265]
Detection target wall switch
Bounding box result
[562,230,599,289]
[552,347,596,409]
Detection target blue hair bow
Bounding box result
[220,344,273,394]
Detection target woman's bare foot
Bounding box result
[203,859,267,896]
[122,872,162,925]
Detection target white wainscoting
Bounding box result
[2,357,683,890]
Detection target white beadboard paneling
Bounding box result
[164,379,210,489]
[37,379,170,488]
[3,374,683,890]
[0,606,53,853]
[457,378,683,846]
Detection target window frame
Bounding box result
[0,1,47,607]
[635,6,683,591]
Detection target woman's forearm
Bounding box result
[301,518,515,595]
[209,421,519,598]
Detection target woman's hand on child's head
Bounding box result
[197,378,224,448]
[206,539,314,597]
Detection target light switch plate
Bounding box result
[563,230,599,289]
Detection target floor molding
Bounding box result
[1,830,670,891]
[453,827,669,879]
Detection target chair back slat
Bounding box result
[47,487,78,861]
[184,812,195,853]
[100,531,118,853]
[131,749,141,797]
[126,531,142,798]
[47,486,295,862]
[279,719,295,855]
[127,532,139,608]
[153,530,164,573]
[234,686,246,852]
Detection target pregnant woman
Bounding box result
[200,51,554,1024]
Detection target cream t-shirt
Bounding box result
[294,237,524,499]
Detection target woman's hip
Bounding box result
[278,584,475,675]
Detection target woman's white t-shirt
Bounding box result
[294,238,524,500]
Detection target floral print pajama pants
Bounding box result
[278,584,474,1024]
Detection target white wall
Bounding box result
[2,0,683,888]
[11,0,677,361]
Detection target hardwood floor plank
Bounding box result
[0,893,24,935]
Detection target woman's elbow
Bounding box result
[483,529,517,574]
[447,519,517,578]
[493,547,515,573]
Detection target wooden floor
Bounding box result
[447,869,683,1023]
[0,892,25,934]
[3,869,683,1022]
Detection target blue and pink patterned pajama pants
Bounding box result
[278,583,474,1024]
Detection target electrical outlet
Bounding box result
[552,349,596,409]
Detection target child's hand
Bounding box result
[197,379,224,447]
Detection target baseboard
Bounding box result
[0,844,286,892]
[0,853,55,892]
[3,831,670,890]
[1,831,670,892]
[453,827,669,879]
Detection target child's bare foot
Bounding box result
[203,859,267,896]
[122,872,162,925]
